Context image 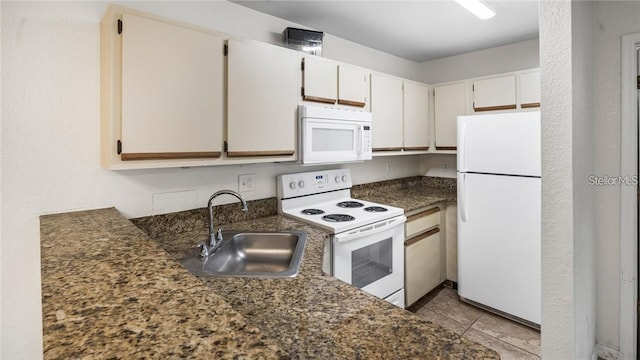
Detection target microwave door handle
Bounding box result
[334,216,406,244]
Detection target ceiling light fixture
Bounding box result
[454,0,496,20]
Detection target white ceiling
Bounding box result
[231,0,539,63]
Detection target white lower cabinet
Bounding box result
[404,206,445,306]
[445,202,458,282]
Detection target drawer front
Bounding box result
[405,207,440,238]
[405,229,441,306]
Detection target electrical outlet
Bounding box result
[386,162,392,174]
[238,174,255,192]
[444,162,449,170]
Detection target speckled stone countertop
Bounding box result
[40,208,281,359]
[152,215,495,359]
[353,176,456,213]
[40,177,496,359]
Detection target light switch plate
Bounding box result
[238,174,255,192]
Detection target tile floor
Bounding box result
[408,286,541,359]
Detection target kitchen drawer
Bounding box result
[405,207,440,238]
[405,228,441,306]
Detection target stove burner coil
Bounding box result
[322,214,356,222]
[337,201,364,208]
[364,206,388,212]
[301,209,325,215]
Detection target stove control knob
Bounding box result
[289,181,296,190]
[334,176,341,183]
[342,175,348,182]
[298,180,305,188]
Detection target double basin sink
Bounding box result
[180,230,308,278]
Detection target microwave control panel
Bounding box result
[362,125,372,152]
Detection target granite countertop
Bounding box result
[352,176,456,213]
[40,208,281,359]
[40,177,496,359]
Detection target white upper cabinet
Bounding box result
[472,74,517,112]
[101,6,226,169]
[370,73,404,151]
[301,56,370,109]
[226,39,297,159]
[338,64,369,108]
[519,70,541,108]
[434,82,467,150]
[120,12,224,161]
[302,55,338,105]
[403,81,430,150]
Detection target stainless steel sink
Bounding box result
[180,230,307,278]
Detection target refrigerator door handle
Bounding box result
[458,121,467,172]
[460,173,467,222]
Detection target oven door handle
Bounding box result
[334,215,406,244]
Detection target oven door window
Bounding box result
[351,236,393,288]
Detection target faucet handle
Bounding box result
[197,242,209,258]
[216,228,223,242]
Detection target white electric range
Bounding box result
[277,169,406,307]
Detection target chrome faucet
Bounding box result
[201,190,248,257]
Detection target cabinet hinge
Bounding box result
[117,19,123,34]
[301,87,305,97]
[223,44,228,56]
[472,84,475,91]
[223,141,228,153]
[117,140,122,154]
[301,59,305,71]
[637,75,639,90]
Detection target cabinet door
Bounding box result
[227,39,297,157]
[434,82,466,150]
[406,207,440,238]
[338,64,368,108]
[472,74,516,112]
[370,73,403,151]
[120,13,224,160]
[302,56,337,104]
[405,229,441,306]
[403,81,430,151]
[519,70,541,109]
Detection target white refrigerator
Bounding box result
[456,111,541,326]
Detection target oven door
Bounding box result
[300,118,371,164]
[332,215,405,300]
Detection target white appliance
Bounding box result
[298,105,372,164]
[457,111,541,327]
[277,169,406,307]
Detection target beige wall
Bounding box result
[420,38,540,84]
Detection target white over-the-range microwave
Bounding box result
[298,105,373,165]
